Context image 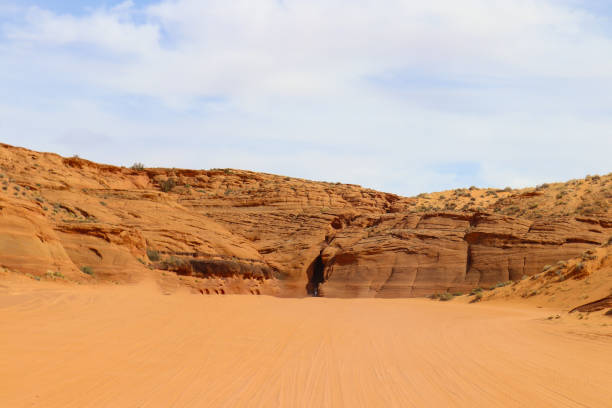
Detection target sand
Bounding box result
[1,280,611,407]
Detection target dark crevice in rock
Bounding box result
[89,247,102,259]
[464,245,472,279]
[306,253,325,297]
[569,296,612,313]
[564,238,602,245]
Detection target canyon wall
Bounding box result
[1,143,610,297]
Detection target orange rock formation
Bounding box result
[1,143,610,297]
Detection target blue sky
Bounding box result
[13,0,158,14]
[1,0,612,195]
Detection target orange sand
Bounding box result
[1,281,611,407]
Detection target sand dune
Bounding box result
[1,280,611,407]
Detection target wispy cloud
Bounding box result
[1,0,611,195]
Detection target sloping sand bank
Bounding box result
[1,281,611,407]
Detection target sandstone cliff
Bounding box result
[471,240,612,313]
[0,143,610,297]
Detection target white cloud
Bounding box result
[1,0,611,195]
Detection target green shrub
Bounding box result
[438,293,454,301]
[46,271,65,279]
[131,162,145,170]
[160,179,176,192]
[146,248,160,262]
[81,266,94,275]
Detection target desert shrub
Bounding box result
[469,186,477,190]
[582,250,597,261]
[470,292,483,303]
[438,293,454,301]
[503,187,512,192]
[146,248,160,262]
[131,162,145,170]
[160,179,176,192]
[507,206,520,213]
[81,266,94,275]
[536,183,549,191]
[46,271,65,279]
[163,256,193,275]
[493,281,511,289]
[165,256,184,266]
[469,287,483,296]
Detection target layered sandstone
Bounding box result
[0,143,610,297]
[319,212,612,297]
[472,240,612,313]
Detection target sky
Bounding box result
[1,0,611,196]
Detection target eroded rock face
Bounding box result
[0,143,610,297]
[319,213,612,297]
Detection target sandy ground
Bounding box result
[1,280,611,408]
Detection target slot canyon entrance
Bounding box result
[306,255,325,297]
